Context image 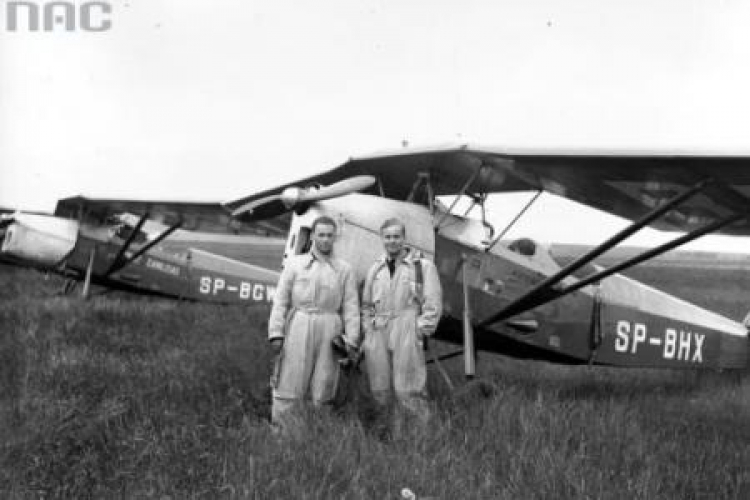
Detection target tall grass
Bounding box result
[1,263,748,498]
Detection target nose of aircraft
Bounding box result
[0,213,79,268]
[0,219,8,243]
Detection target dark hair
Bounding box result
[379,217,406,236]
[311,215,337,233]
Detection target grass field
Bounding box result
[1,263,749,499]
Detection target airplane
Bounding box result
[221,145,750,377]
[0,197,287,304]
[5,145,749,379]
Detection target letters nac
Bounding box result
[6,1,112,32]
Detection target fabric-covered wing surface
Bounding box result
[56,196,289,235]
[499,151,750,235]
[226,145,750,235]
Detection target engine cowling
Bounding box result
[282,193,434,284]
[0,214,79,267]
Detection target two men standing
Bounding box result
[268,215,442,433]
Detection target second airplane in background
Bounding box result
[0,199,286,303]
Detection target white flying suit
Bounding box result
[361,248,442,423]
[268,249,360,427]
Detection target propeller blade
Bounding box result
[231,175,376,219]
[296,175,376,204]
[230,193,285,218]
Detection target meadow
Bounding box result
[1,263,748,499]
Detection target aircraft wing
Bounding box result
[226,144,750,235]
[55,196,289,236]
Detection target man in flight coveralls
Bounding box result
[268,216,360,431]
[361,217,442,430]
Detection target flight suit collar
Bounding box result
[305,246,339,272]
[376,247,421,275]
[378,246,419,265]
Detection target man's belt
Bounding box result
[296,306,339,315]
[370,307,419,329]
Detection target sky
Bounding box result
[2,0,750,251]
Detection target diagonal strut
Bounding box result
[478,178,714,328]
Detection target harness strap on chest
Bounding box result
[413,258,424,313]
[364,257,424,310]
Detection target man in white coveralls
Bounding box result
[268,216,360,432]
[361,217,442,431]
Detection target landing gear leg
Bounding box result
[82,247,95,299]
[462,254,476,380]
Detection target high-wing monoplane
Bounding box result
[0,197,286,303]
[224,145,750,376]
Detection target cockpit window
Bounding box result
[436,195,483,222]
[294,227,312,255]
[114,225,148,245]
[435,195,495,247]
[508,238,537,256]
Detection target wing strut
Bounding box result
[478,178,715,328]
[104,220,182,278]
[82,247,96,300]
[104,212,149,277]
[434,164,485,229]
[485,190,543,253]
[549,211,746,298]
[406,171,437,213]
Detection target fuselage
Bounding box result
[436,232,748,369]
[285,193,748,369]
[0,212,284,304]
